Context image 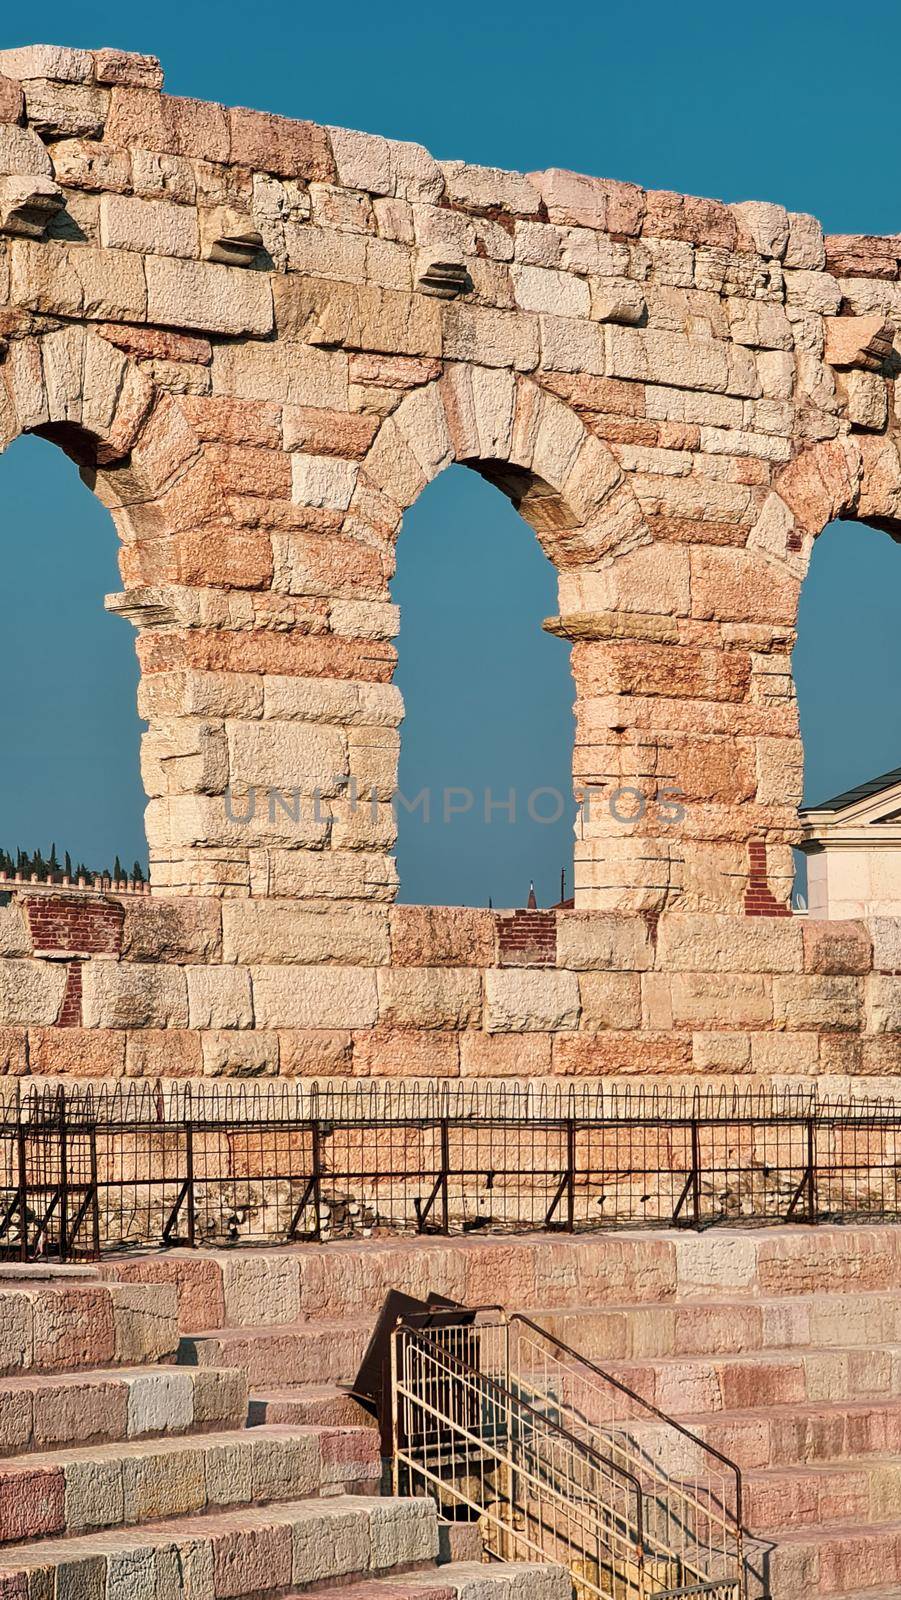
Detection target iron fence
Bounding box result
[3,1080,901,1260]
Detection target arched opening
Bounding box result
[392,463,574,908]
[793,517,901,909]
[0,434,146,882]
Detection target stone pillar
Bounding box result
[551,542,802,914]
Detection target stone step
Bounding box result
[623,1397,901,1475]
[249,1385,376,1429]
[283,1560,569,1600]
[0,1424,379,1544]
[179,1318,372,1388]
[743,1457,901,1533]
[0,1277,178,1374]
[596,1344,901,1417]
[108,1225,901,1335]
[0,1493,439,1599]
[762,1517,901,1599]
[530,1288,901,1360]
[0,1364,248,1455]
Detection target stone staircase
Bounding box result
[100,1224,901,1600]
[0,1262,565,1600]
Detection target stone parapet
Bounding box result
[0,888,893,1088]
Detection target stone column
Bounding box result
[550,541,802,914]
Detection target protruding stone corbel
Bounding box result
[824,314,895,371]
[543,610,679,643]
[104,588,182,629]
[417,259,471,298]
[202,205,263,267]
[0,174,64,238]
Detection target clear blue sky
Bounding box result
[2,0,901,904]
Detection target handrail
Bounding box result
[391,1310,746,1600]
[396,1318,649,1515]
[509,1313,744,1531]
[392,1318,648,1598]
[505,1314,744,1598]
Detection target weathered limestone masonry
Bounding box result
[0,43,899,1089]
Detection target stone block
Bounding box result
[187,965,253,1029]
[689,547,798,624]
[802,920,872,976]
[0,45,93,82]
[263,677,401,727]
[0,960,67,1026]
[11,238,146,320]
[691,1031,751,1071]
[558,543,691,618]
[731,200,789,258]
[23,79,107,138]
[100,193,198,258]
[528,168,644,235]
[578,971,641,1030]
[124,1370,194,1438]
[125,1028,203,1079]
[352,1026,460,1077]
[120,899,222,962]
[670,972,772,1027]
[28,1027,127,1078]
[291,453,359,511]
[201,1029,279,1077]
[375,967,481,1029]
[772,974,862,1030]
[555,911,654,971]
[0,906,31,957]
[229,106,335,181]
[870,918,901,973]
[389,906,496,966]
[0,1028,27,1075]
[441,159,539,215]
[0,73,23,123]
[485,969,580,1032]
[552,1029,691,1074]
[277,1029,352,1076]
[290,1501,371,1585]
[146,257,273,336]
[226,720,347,791]
[0,124,53,178]
[251,966,378,1029]
[366,1496,437,1567]
[784,212,826,269]
[441,303,539,369]
[513,264,590,317]
[94,49,164,89]
[327,126,392,194]
[222,903,389,965]
[81,962,189,1028]
[866,976,901,1033]
[841,368,888,430]
[656,914,803,973]
[459,1029,553,1077]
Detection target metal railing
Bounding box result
[4,1080,901,1259]
[391,1309,744,1600]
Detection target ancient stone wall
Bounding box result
[0,44,898,1089]
[0,891,899,1088]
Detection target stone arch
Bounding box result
[0,324,238,894]
[735,422,901,918]
[349,368,651,569]
[0,322,232,573]
[344,369,653,910]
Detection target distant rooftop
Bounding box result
[802,767,901,814]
